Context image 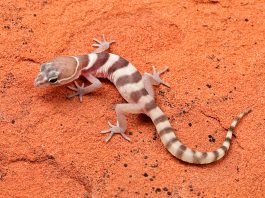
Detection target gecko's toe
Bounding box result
[67,81,85,102]
[67,86,78,91]
[101,121,130,142]
[120,133,131,142]
[150,65,170,87]
[93,38,101,43]
[104,132,115,142]
[92,35,115,53]
[92,44,100,47]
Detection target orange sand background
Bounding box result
[0,0,264,197]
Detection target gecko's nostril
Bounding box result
[34,74,45,87]
[34,79,40,87]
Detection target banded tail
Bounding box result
[149,106,251,164]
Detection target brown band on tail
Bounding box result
[149,107,251,164]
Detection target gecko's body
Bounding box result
[34,35,251,164]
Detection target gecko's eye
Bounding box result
[48,78,58,83]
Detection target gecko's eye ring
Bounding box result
[48,78,58,83]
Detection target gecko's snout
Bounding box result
[34,73,47,87]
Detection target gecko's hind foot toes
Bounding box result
[92,34,115,53]
[67,81,85,102]
[101,121,130,142]
[151,65,170,87]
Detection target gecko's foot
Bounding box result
[67,81,86,102]
[92,34,115,53]
[150,65,170,87]
[101,121,130,142]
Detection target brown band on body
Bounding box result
[116,71,142,87]
[87,52,110,72]
[144,100,157,112]
[130,88,149,103]
[108,57,129,75]
[76,55,89,69]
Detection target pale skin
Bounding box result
[34,35,251,164]
[35,35,169,142]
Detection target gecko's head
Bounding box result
[34,56,81,87]
[34,62,60,87]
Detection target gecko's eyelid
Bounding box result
[40,62,52,71]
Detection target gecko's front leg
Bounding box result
[101,103,143,142]
[67,73,102,102]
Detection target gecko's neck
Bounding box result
[75,55,90,70]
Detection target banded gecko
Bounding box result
[34,35,251,164]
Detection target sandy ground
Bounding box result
[0,0,264,197]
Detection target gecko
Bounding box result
[34,35,251,164]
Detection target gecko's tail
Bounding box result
[147,103,251,164]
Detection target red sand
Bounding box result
[0,0,264,197]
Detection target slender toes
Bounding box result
[102,34,106,41]
[152,65,157,73]
[121,133,131,141]
[67,86,78,91]
[101,129,111,134]
[93,38,101,43]
[105,132,115,142]
[162,81,170,88]
[74,81,80,87]
[107,121,116,128]
[79,94,83,103]
[67,93,79,99]
[101,121,130,142]
[158,66,169,74]
[67,81,85,101]
[92,44,100,47]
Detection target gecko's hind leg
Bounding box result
[101,103,143,142]
[143,65,170,98]
[92,34,115,53]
